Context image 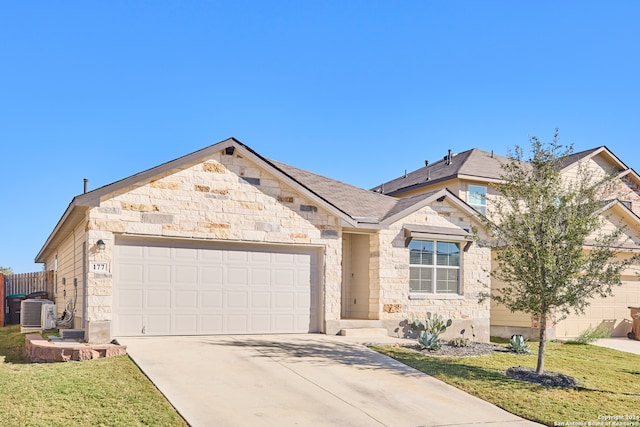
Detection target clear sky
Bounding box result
[1,1,638,273]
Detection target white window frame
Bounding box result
[468,185,487,215]
[409,239,461,295]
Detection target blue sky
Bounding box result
[1,1,639,273]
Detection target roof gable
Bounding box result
[381,188,483,227]
[38,137,471,262]
[374,148,511,195]
[590,200,640,250]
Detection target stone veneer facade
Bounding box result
[46,144,491,343]
[82,150,344,342]
[377,198,491,341]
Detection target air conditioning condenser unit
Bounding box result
[20,299,54,330]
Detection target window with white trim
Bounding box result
[409,240,461,294]
[468,185,487,215]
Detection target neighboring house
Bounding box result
[377,146,640,339]
[35,138,490,343]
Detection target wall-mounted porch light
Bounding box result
[96,239,106,251]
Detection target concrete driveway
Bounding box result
[118,334,541,427]
[593,337,640,355]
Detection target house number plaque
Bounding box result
[89,262,110,273]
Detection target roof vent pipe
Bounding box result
[491,150,494,158]
[447,149,452,165]
[425,160,429,167]
[404,169,407,178]
[83,178,88,194]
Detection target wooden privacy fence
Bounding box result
[3,271,54,299]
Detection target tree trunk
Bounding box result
[536,314,547,374]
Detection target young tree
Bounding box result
[0,266,12,275]
[483,131,638,374]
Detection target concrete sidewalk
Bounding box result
[119,334,542,427]
[593,337,640,355]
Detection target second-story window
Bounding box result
[469,185,487,215]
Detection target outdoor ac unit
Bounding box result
[41,303,57,330]
[20,299,53,328]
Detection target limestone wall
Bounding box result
[377,197,491,341]
[84,149,343,334]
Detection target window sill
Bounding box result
[409,293,464,300]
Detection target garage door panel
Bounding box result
[201,250,223,262]
[201,291,223,308]
[250,269,271,286]
[118,245,144,258]
[559,277,639,338]
[250,252,271,263]
[175,265,198,284]
[272,314,295,332]
[148,264,172,285]
[118,290,144,309]
[274,253,294,264]
[226,292,248,309]
[175,247,198,260]
[227,251,248,262]
[250,314,271,332]
[274,292,294,309]
[148,246,172,259]
[118,314,143,335]
[227,268,248,286]
[297,293,311,309]
[147,314,171,334]
[201,315,223,333]
[274,269,295,287]
[251,292,270,309]
[226,315,248,333]
[117,263,144,285]
[296,269,311,286]
[175,291,198,309]
[296,315,310,331]
[174,315,197,333]
[202,266,223,285]
[147,290,171,309]
[114,240,319,336]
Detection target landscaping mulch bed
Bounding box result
[398,341,509,357]
[505,366,580,388]
[396,340,581,388]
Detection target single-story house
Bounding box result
[376,146,640,339]
[36,138,490,343]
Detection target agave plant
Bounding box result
[507,334,531,354]
[412,312,453,351]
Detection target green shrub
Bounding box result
[449,337,471,347]
[566,324,611,344]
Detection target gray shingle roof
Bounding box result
[374,148,511,195]
[558,147,603,170]
[270,159,402,222]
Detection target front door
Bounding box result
[341,233,370,319]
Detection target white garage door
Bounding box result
[113,239,320,336]
[557,276,640,338]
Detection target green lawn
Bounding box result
[0,325,187,427]
[374,340,640,426]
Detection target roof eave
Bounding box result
[35,200,92,263]
[381,188,484,226]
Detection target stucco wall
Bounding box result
[83,149,344,340]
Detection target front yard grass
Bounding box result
[374,339,640,426]
[0,325,187,427]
